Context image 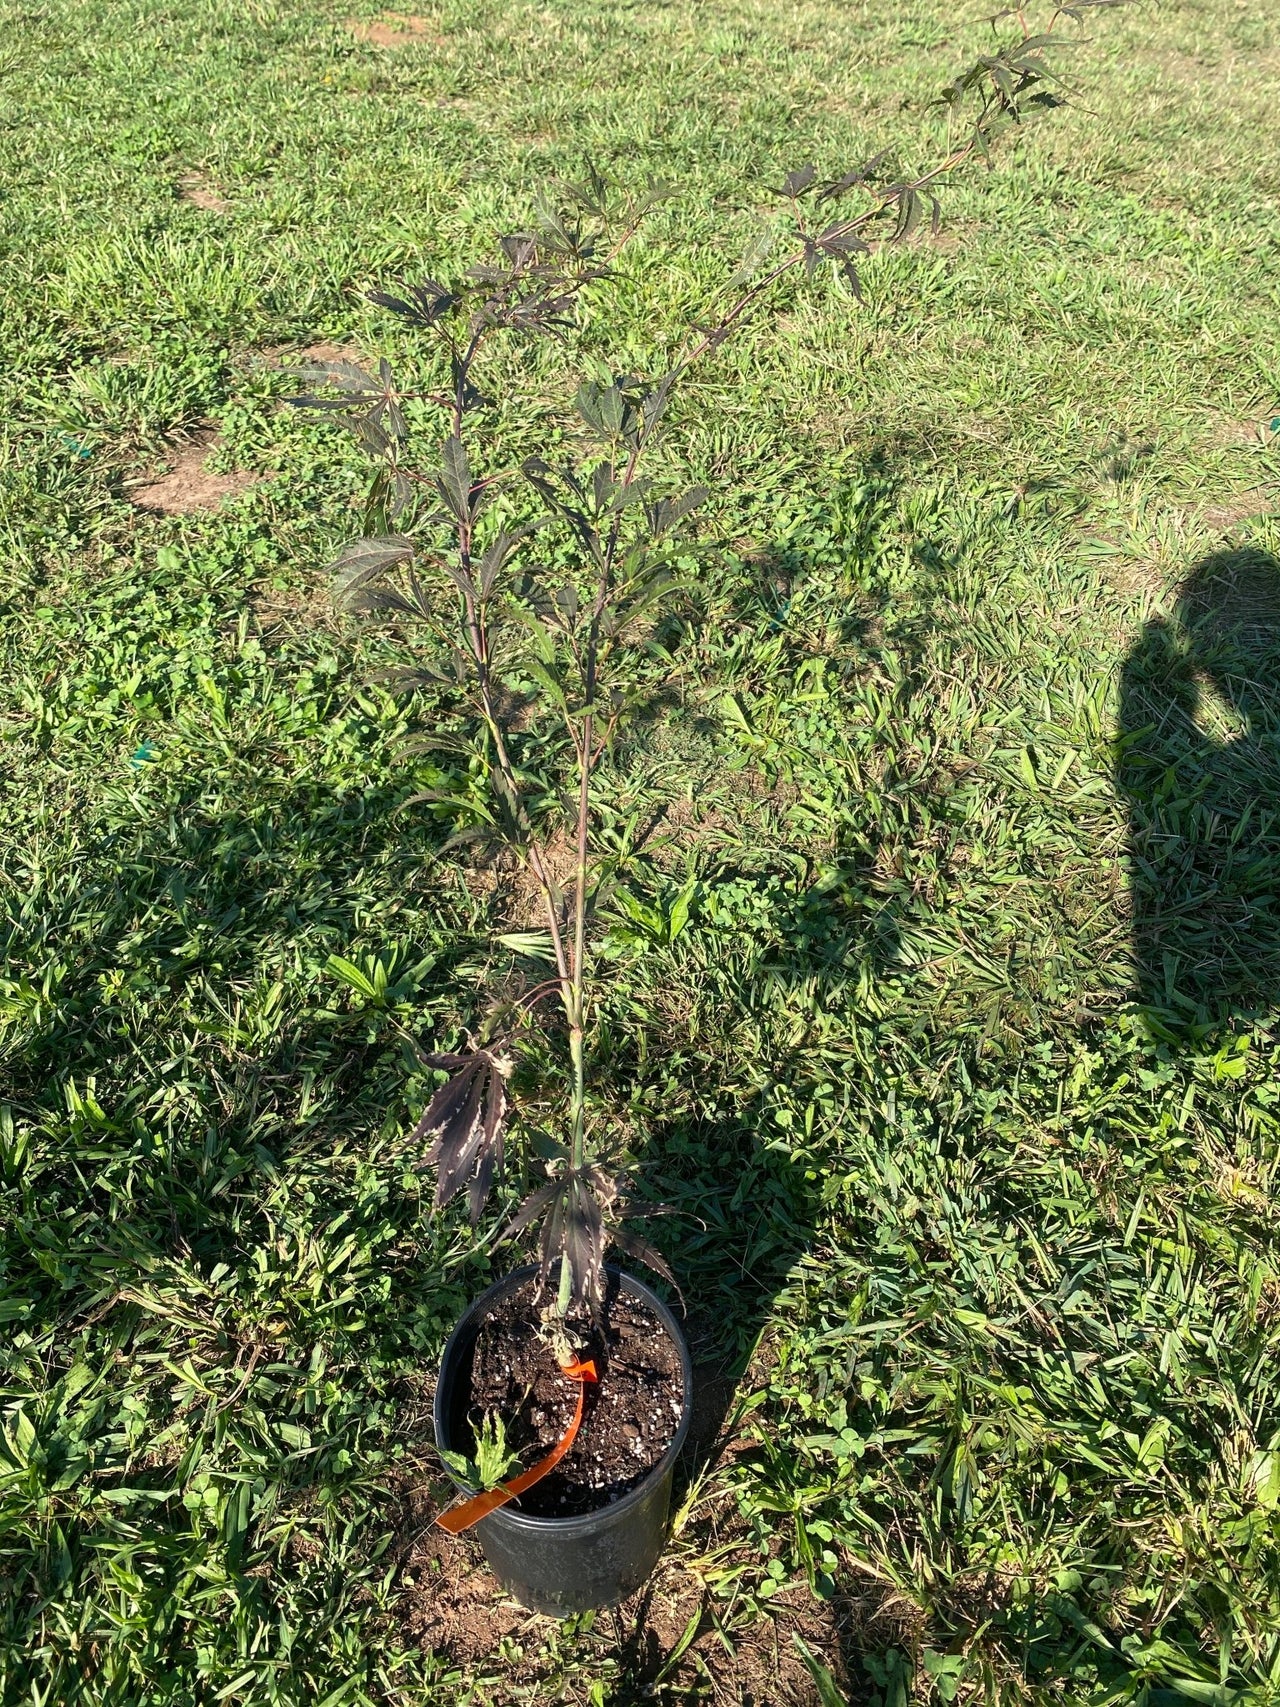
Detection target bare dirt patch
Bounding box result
[130,430,258,516]
[1148,44,1280,89]
[1201,492,1268,536]
[1204,409,1271,450]
[249,578,346,644]
[396,1473,875,1704]
[347,12,446,47]
[506,831,578,930]
[178,174,231,214]
[277,340,366,369]
[1104,555,1171,604]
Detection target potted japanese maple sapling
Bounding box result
[294,19,1091,1613]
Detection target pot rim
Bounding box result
[433,1261,694,1535]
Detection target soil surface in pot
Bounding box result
[463,1275,683,1517]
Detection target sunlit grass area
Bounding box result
[3,0,1280,1700]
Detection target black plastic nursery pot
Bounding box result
[433,1263,694,1616]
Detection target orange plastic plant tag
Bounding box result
[435,1359,598,1535]
[558,1357,598,1383]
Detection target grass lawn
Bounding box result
[3,0,1280,1700]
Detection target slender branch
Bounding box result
[676,145,976,380]
[571,732,593,952]
[460,585,573,989]
[515,978,563,1012]
[443,313,575,993]
[453,326,486,439]
[568,708,593,1172]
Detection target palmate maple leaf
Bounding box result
[412,1049,511,1224]
[499,1162,681,1318]
[412,1051,679,1315]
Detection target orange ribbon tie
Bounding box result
[435,1359,598,1535]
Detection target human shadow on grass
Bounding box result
[1117,548,1280,1034]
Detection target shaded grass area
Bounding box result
[3,0,1280,1702]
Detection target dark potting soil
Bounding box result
[463,1277,684,1518]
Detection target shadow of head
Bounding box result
[1178,545,1280,710]
[1117,547,1280,1029]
